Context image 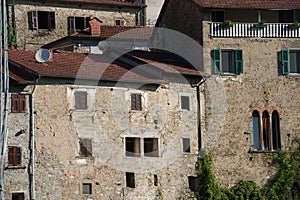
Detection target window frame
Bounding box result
[281,49,300,75]
[79,138,93,158]
[124,137,160,158]
[130,93,142,111]
[12,192,25,200]
[115,19,125,26]
[8,146,22,166]
[81,182,93,195]
[68,16,91,34]
[213,49,243,75]
[74,91,88,110]
[182,138,191,153]
[28,10,55,31]
[125,172,135,188]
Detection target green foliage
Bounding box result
[195,148,300,200]
[8,24,17,48]
[156,187,163,200]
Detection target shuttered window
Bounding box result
[181,96,190,110]
[213,49,243,74]
[79,138,92,157]
[282,49,289,75]
[281,49,300,75]
[74,91,88,110]
[131,93,142,111]
[28,11,55,30]
[8,146,21,166]
[11,94,26,113]
[82,183,92,195]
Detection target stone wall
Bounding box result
[5,77,200,199]
[202,21,300,187]
[9,1,138,50]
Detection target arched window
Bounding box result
[252,111,260,150]
[272,111,281,150]
[262,111,271,150]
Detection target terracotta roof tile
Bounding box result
[192,0,300,9]
[48,0,145,7]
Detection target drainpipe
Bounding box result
[192,78,206,151]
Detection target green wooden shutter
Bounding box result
[213,49,221,74]
[235,50,243,74]
[281,49,289,75]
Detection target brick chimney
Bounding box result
[89,18,103,35]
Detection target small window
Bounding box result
[125,137,141,157]
[154,174,158,186]
[115,19,125,26]
[144,138,159,157]
[11,94,26,113]
[79,138,92,157]
[82,183,92,195]
[213,49,243,75]
[272,111,281,150]
[211,11,224,22]
[181,96,190,110]
[182,138,191,153]
[68,16,90,34]
[126,172,135,188]
[12,193,25,200]
[74,91,88,110]
[8,146,21,166]
[282,50,300,74]
[131,93,142,111]
[28,11,55,30]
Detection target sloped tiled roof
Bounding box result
[45,0,146,7]
[192,0,300,9]
[8,49,203,85]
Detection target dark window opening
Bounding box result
[262,111,271,151]
[212,11,224,22]
[125,137,141,157]
[182,138,191,153]
[181,96,190,110]
[8,146,21,166]
[11,94,26,113]
[12,193,25,200]
[289,50,300,73]
[79,138,92,157]
[82,183,92,195]
[154,174,158,186]
[272,111,281,150]
[252,111,260,151]
[188,176,201,192]
[115,19,125,26]
[278,10,294,23]
[213,49,243,74]
[131,93,142,111]
[144,138,159,157]
[74,91,88,110]
[28,11,55,30]
[126,172,135,188]
[68,16,90,34]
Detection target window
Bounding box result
[68,16,90,34]
[74,91,88,110]
[126,172,135,188]
[182,138,191,153]
[79,138,92,157]
[154,174,158,186]
[278,10,294,23]
[213,49,243,74]
[131,93,142,111]
[8,146,21,166]
[211,11,224,22]
[282,50,300,74]
[181,96,190,110]
[11,94,26,113]
[82,183,92,195]
[115,19,125,26]
[252,110,281,151]
[28,11,55,30]
[125,137,141,157]
[125,137,159,157]
[12,193,25,200]
[144,138,159,157]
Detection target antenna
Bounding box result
[35,48,51,63]
[97,41,108,54]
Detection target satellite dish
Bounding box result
[35,48,51,63]
[97,41,108,54]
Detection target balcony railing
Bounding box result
[210,23,300,38]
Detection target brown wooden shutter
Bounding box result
[8,146,21,166]
[32,11,38,30]
[74,91,88,110]
[11,94,26,113]
[131,94,142,111]
[80,138,92,157]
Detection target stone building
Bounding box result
[4,48,203,199]
[156,0,300,187]
[8,0,146,50]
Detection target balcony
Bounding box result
[210,22,300,38]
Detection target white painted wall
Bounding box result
[146,0,165,26]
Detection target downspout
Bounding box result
[192,78,206,151]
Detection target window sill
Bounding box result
[286,73,300,78]
[248,150,279,154]
[5,165,26,170]
[219,73,239,77]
